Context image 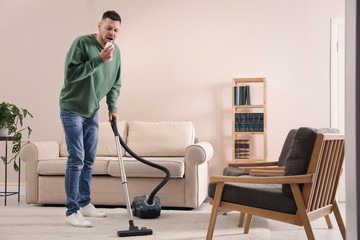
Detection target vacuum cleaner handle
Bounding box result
[111,119,120,137]
[110,119,171,205]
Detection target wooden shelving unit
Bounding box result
[232,77,267,162]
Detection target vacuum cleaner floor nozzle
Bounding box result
[117,225,153,237]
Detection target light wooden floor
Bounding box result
[0,186,346,240]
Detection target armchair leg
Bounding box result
[324,215,333,229]
[238,212,245,227]
[244,214,253,234]
[291,184,315,240]
[333,201,346,239]
[206,182,224,240]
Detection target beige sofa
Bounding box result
[20,121,214,208]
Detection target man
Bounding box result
[59,10,122,228]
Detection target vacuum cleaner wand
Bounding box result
[111,120,153,237]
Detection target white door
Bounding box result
[330,18,345,202]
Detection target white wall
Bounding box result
[0,0,345,183]
[345,0,357,238]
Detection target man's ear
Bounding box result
[98,22,101,32]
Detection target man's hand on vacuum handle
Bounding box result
[109,112,119,123]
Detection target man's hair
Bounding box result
[102,10,121,23]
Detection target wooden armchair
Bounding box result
[207,128,345,240]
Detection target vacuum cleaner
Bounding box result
[110,120,171,237]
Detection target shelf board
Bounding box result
[235,132,265,135]
[233,78,265,83]
[233,105,265,108]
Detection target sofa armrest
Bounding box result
[20,141,60,161]
[19,141,60,204]
[185,142,214,166]
[184,141,214,208]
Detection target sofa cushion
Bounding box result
[125,121,195,157]
[108,157,185,178]
[37,156,185,178]
[60,121,127,157]
[37,158,109,175]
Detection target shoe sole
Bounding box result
[66,221,93,228]
[81,214,107,218]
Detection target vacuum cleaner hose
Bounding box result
[111,120,171,205]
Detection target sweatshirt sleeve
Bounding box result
[106,60,121,113]
[65,39,104,83]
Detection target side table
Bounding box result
[0,136,21,206]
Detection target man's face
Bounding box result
[98,18,121,44]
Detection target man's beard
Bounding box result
[100,34,107,46]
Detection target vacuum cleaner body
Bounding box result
[132,195,161,219]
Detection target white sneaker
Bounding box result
[80,203,107,218]
[66,211,93,228]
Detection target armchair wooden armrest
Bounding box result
[242,166,285,173]
[228,161,278,168]
[249,167,285,176]
[210,174,313,184]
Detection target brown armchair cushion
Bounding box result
[282,127,318,197]
[282,127,339,197]
[208,181,297,214]
[277,129,297,166]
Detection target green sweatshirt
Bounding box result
[59,34,121,118]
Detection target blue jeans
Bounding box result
[60,108,99,216]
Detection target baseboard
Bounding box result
[0,183,26,187]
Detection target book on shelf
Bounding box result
[246,85,251,105]
[233,85,251,105]
[234,139,250,159]
[234,113,264,132]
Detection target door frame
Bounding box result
[330,17,345,202]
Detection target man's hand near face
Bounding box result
[99,44,114,62]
